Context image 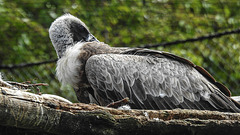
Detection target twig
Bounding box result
[106,97,130,108]
[6,81,48,94]
[139,28,240,48]
[0,76,18,90]
[0,59,57,69]
[6,81,48,88]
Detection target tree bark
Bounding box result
[1,86,240,135]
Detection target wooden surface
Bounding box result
[1,86,240,135]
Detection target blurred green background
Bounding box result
[1,0,240,102]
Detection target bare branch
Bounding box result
[1,86,240,135]
[139,28,240,48]
[0,59,57,69]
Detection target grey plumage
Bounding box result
[49,14,240,112]
[49,14,98,58]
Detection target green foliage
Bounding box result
[1,0,240,102]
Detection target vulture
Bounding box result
[49,14,240,113]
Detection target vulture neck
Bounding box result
[56,41,130,103]
[56,41,128,89]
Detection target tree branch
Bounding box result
[0,59,57,69]
[1,86,240,135]
[139,28,240,48]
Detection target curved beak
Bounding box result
[87,33,99,42]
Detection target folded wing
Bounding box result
[85,51,240,112]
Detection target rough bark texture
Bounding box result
[1,86,240,135]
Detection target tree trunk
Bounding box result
[1,86,240,135]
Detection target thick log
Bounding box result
[1,86,240,135]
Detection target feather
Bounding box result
[85,53,240,112]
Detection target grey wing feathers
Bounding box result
[85,53,240,112]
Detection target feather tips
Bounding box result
[85,53,240,112]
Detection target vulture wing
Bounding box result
[85,49,240,112]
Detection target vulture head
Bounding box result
[49,14,98,58]
[49,14,102,96]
